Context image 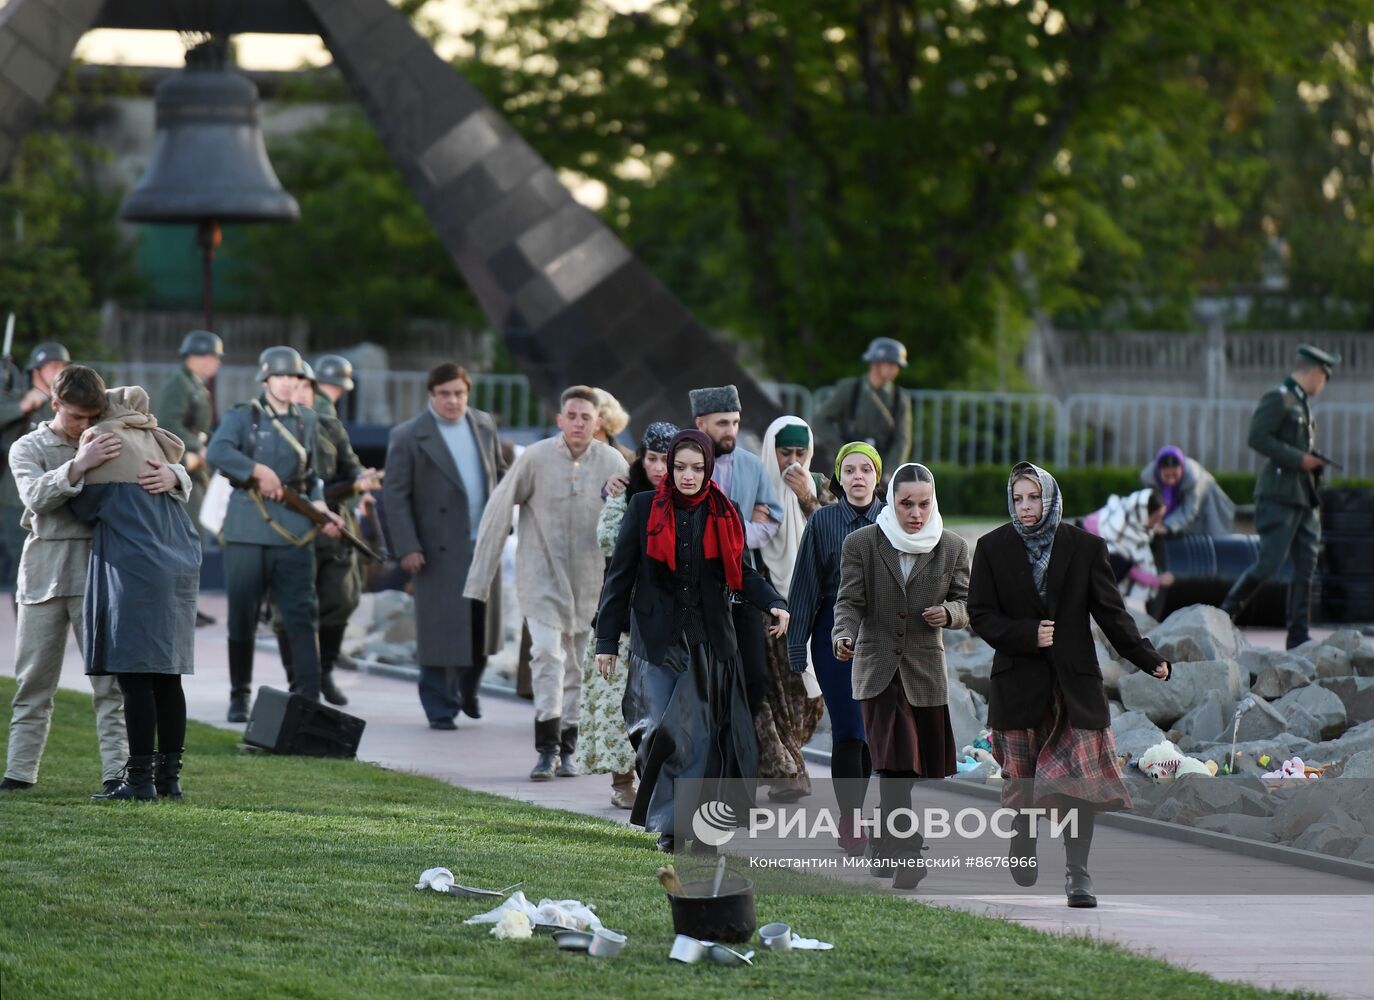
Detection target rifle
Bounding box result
[228,475,383,563]
[322,468,385,505]
[1,313,17,394]
[1312,450,1345,473]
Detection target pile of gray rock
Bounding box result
[946,603,1374,863]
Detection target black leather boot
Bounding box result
[92,755,157,802]
[530,718,560,781]
[275,630,295,687]
[1219,575,1262,624]
[287,631,322,702]
[154,750,184,800]
[319,625,349,705]
[891,829,928,890]
[1064,808,1097,908]
[227,639,255,722]
[1285,577,1314,650]
[1009,812,1039,887]
[556,726,579,777]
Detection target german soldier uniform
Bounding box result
[156,330,222,533]
[272,356,364,707]
[813,337,913,482]
[206,347,327,720]
[1221,345,1341,648]
[1,342,70,601]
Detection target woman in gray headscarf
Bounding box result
[968,462,1171,909]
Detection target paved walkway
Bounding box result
[9,594,1372,999]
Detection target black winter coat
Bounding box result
[968,522,1168,730]
[596,492,785,663]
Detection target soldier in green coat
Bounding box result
[1,342,69,608]
[1220,345,1341,649]
[205,347,344,721]
[272,356,376,706]
[812,337,912,485]
[155,330,223,627]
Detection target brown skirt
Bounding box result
[858,677,957,777]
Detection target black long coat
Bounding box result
[596,492,785,663]
[968,522,1167,730]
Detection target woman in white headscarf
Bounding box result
[753,416,827,802]
[832,463,970,888]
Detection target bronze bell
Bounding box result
[121,39,299,224]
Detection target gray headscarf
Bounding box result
[1008,461,1063,599]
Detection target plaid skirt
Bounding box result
[991,693,1131,813]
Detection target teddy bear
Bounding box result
[1138,740,1219,783]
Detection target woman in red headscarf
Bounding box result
[595,430,790,853]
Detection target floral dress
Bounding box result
[573,493,636,774]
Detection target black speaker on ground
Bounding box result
[243,686,365,758]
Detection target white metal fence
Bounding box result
[98,364,1374,477]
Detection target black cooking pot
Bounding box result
[667,868,756,943]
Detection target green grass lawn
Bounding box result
[0,678,1321,1000]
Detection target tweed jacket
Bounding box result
[831,524,970,706]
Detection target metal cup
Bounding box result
[589,928,627,958]
[759,922,792,951]
[669,934,707,964]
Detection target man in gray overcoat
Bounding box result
[383,362,506,729]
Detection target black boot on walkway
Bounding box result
[287,631,322,702]
[227,639,255,723]
[276,630,295,688]
[92,755,157,802]
[1009,812,1039,887]
[319,625,349,706]
[155,750,184,800]
[530,718,560,781]
[1064,808,1097,908]
[458,665,483,719]
[557,726,579,777]
[1219,576,1261,625]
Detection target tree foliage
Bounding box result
[239,110,485,339]
[451,0,1374,387]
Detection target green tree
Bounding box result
[239,109,483,340]
[453,0,1374,387]
[0,64,143,362]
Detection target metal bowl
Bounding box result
[553,930,594,952]
[706,943,755,967]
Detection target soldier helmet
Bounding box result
[179,329,224,358]
[300,361,317,384]
[25,341,70,372]
[257,346,307,381]
[312,354,354,391]
[861,337,908,368]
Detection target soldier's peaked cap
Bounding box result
[1297,344,1341,377]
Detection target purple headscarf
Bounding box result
[1153,446,1187,514]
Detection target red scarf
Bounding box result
[645,432,746,591]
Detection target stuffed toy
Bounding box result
[1260,756,1326,788]
[957,744,1003,783]
[1138,740,1219,783]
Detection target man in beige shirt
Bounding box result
[464,386,628,781]
[1,366,190,794]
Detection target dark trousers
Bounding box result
[417,602,487,723]
[225,543,322,699]
[225,543,319,641]
[1223,502,1319,638]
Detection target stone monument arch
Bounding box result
[0,0,781,431]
